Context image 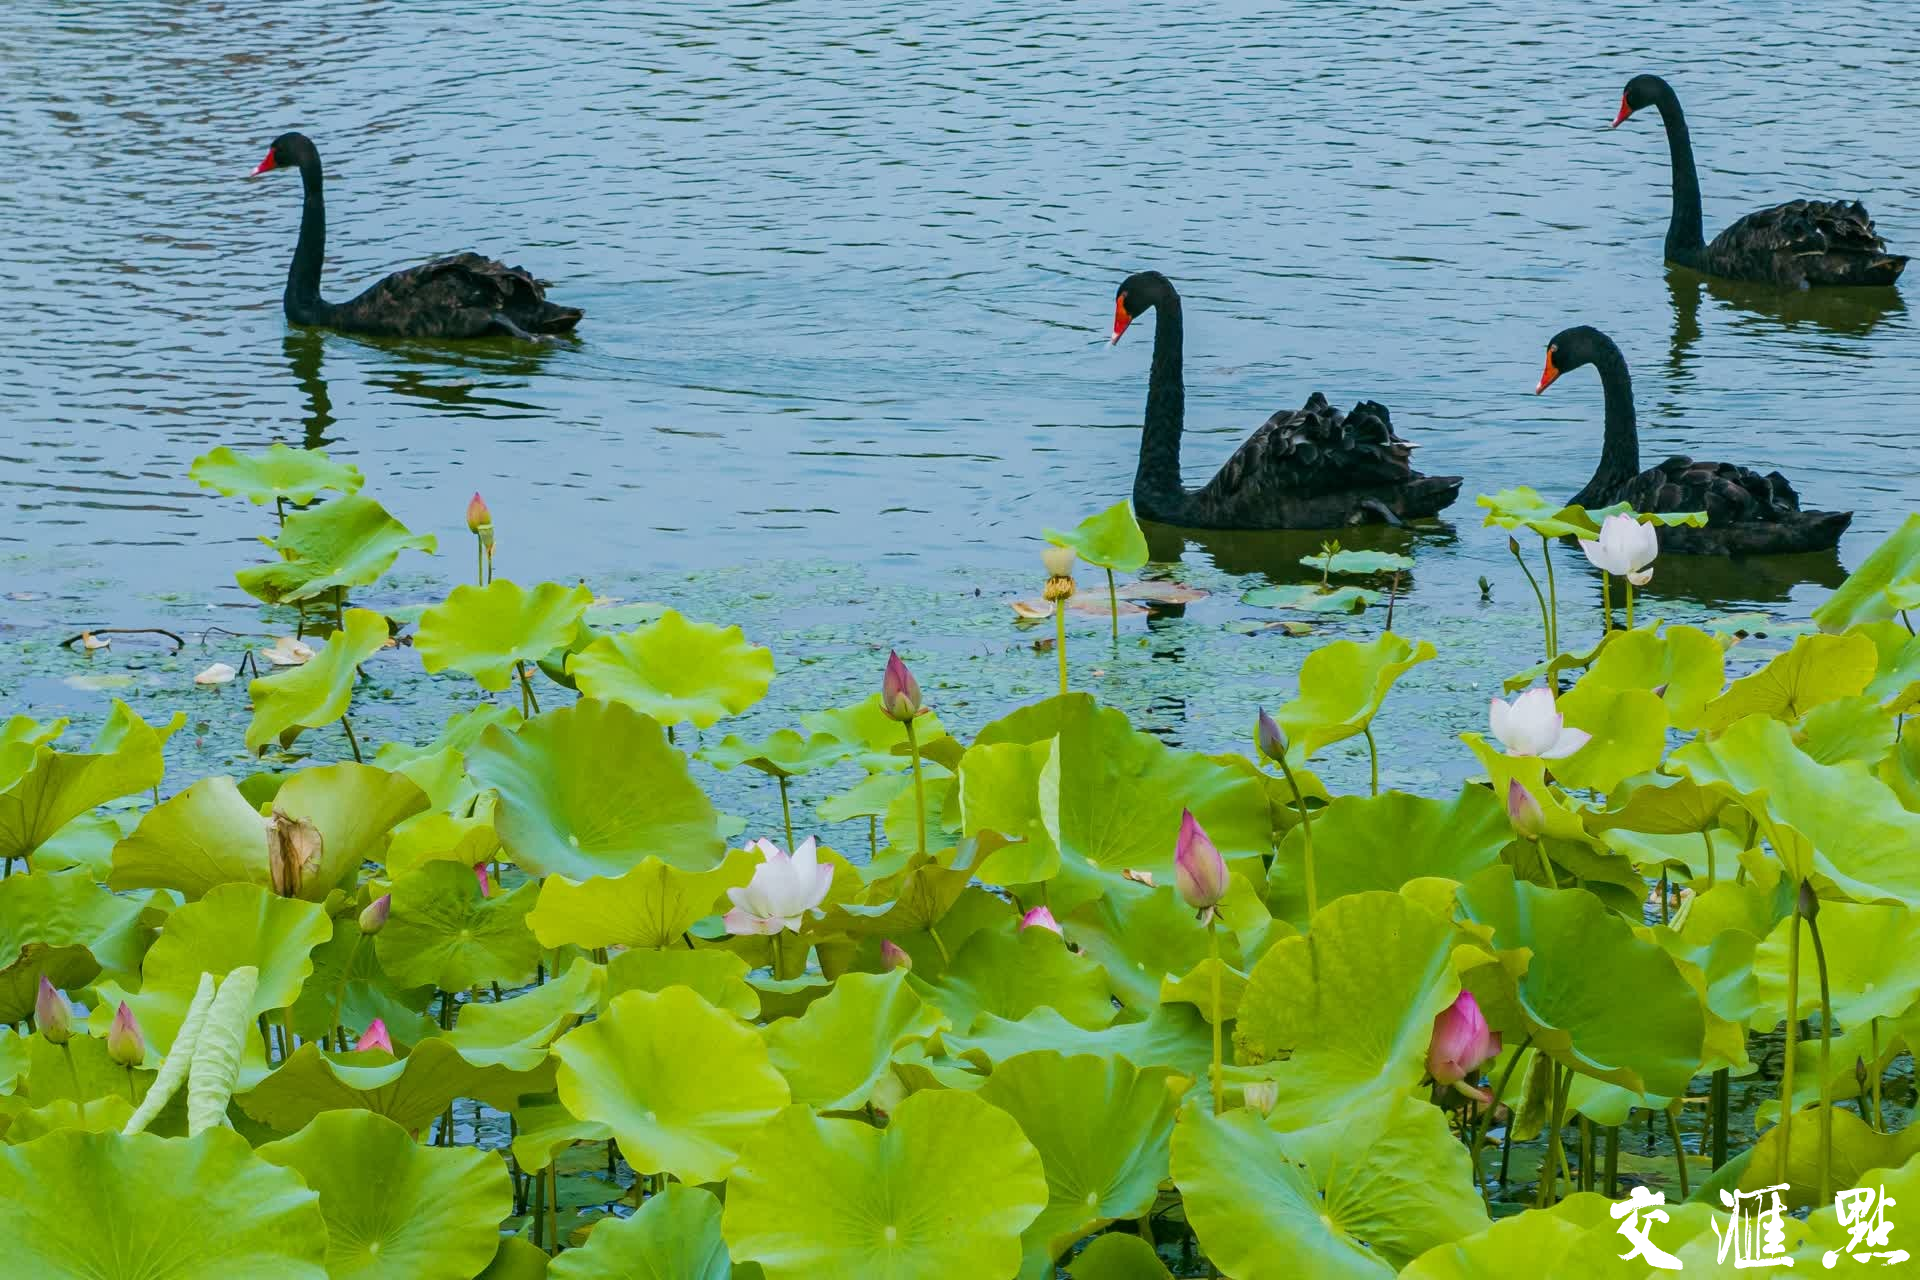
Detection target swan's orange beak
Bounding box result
[1110,296,1132,346]
[251,150,277,176]
[1610,95,1632,129]
[1535,349,1560,395]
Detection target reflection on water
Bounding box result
[285,334,336,450]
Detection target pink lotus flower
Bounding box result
[35,977,71,1046]
[106,1002,145,1067]
[473,863,491,898]
[880,651,925,722]
[1019,905,1062,936]
[1506,779,1546,840]
[1488,687,1590,759]
[724,837,833,935]
[880,940,912,972]
[1174,809,1228,923]
[1428,991,1501,1102]
[357,1019,394,1054]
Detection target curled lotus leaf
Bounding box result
[1476,486,1607,539]
[189,443,363,507]
[549,1184,739,1280]
[235,494,436,605]
[946,1004,1211,1079]
[1043,500,1150,574]
[566,609,774,729]
[698,728,853,778]
[1573,623,1726,730]
[763,970,948,1112]
[1734,1104,1920,1211]
[442,957,602,1072]
[0,869,155,1020]
[1066,879,1242,1015]
[376,859,540,992]
[236,1038,537,1134]
[1270,633,1437,760]
[1400,1193,1625,1278]
[527,852,754,951]
[1752,900,1920,1036]
[288,911,434,1047]
[1696,631,1878,732]
[245,610,391,753]
[1814,511,1920,633]
[1550,683,1668,793]
[416,579,594,693]
[0,700,180,866]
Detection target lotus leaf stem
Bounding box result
[1540,536,1559,658]
[475,535,485,588]
[1106,567,1119,643]
[1468,1034,1531,1206]
[868,814,878,859]
[1710,1068,1730,1167]
[1600,574,1613,634]
[340,715,363,763]
[124,1064,137,1104]
[1702,829,1716,887]
[1363,725,1379,796]
[777,775,795,852]
[517,663,541,717]
[904,717,927,856]
[1054,603,1069,697]
[1206,916,1224,1114]
[1510,539,1551,664]
[1777,896,1802,1185]
[61,1042,82,1099]
[1624,579,1635,630]
[1579,1117,1593,1192]
[1807,902,1834,1204]
[927,923,951,967]
[1536,1061,1571,1208]
[1664,1104,1690,1198]
[530,1159,547,1249]
[547,1166,559,1252]
[1871,1019,1884,1130]
[1659,869,1670,924]
[1274,752,1317,920]
[1605,1123,1620,1197]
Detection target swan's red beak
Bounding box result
[1535,349,1561,395]
[251,150,277,176]
[1110,297,1132,346]
[1610,95,1632,129]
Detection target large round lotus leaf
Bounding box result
[469,700,724,878]
[723,1089,1047,1280]
[699,729,853,778]
[1234,891,1461,1127]
[288,910,435,1047]
[1068,1234,1171,1279]
[478,1238,551,1280]
[5,1094,136,1142]
[1044,500,1150,574]
[1269,633,1436,760]
[1270,786,1507,926]
[386,807,499,878]
[1159,957,1249,1024]
[976,1052,1183,1277]
[1736,1105,1920,1211]
[605,947,759,1019]
[190,442,364,507]
[1456,866,1703,1096]
[526,852,752,950]
[1550,684,1668,793]
[510,1097,612,1174]
[443,957,602,1072]
[1797,694,1899,767]
[28,810,132,878]
[1301,548,1416,577]
[1576,624,1725,731]
[377,859,540,991]
[1861,619,1920,714]
[549,1185,741,1280]
[817,771,911,822]
[0,700,178,864]
[377,705,521,783]
[1400,1194,1623,1278]
[1173,1096,1485,1278]
[257,1109,511,1280]
[1064,878,1233,1013]
[1753,904,1920,1096]
[0,869,153,1019]
[246,610,392,752]
[1240,583,1378,613]
[236,494,437,605]
[920,923,1116,1033]
[946,1005,1211,1078]
[417,580,593,693]
[553,987,789,1183]
[566,610,773,729]
[764,971,947,1112]
[236,1037,535,1134]
[1671,714,1920,903]
[1586,774,1730,839]
[800,695,952,773]
[0,1128,326,1278]
[1815,513,1920,632]
[1697,631,1877,732]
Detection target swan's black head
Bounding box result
[1612,74,1672,129]
[252,132,318,177]
[1111,271,1177,345]
[1537,326,1620,394]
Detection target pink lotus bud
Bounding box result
[466,492,492,534]
[474,863,492,898]
[359,893,391,936]
[357,1018,394,1054]
[106,1001,146,1067]
[1173,809,1228,920]
[881,651,924,722]
[1427,991,1501,1102]
[1019,905,1062,936]
[880,940,912,972]
[36,977,71,1045]
[1506,779,1545,840]
[1256,709,1288,763]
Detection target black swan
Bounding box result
[250,133,583,339]
[1612,75,1906,288]
[1535,325,1850,555]
[1109,271,1460,529]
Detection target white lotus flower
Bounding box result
[723,837,833,935]
[1488,687,1591,759]
[263,636,315,667]
[194,662,237,685]
[1579,513,1659,586]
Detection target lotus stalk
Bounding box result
[1536,1061,1572,1208]
[1870,1019,1884,1130]
[1710,1067,1731,1166]
[1801,880,1833,1205]
[466,492,493,587]
[1778,887,1803,1186]
[1257,709,1317,919]
[1541,536,1559,657]
[1663,1104,1691,1198]
[1468,1034,1532,1205]
[882,651,931,855]
[1104,566,1119,642]
[1042,545,1076,697]
[1509,536,1552,662]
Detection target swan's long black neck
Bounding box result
[1133,291,1189,519]
[286,154,333,323]
[1651,86,1707,266]
[1570,341,1642,508]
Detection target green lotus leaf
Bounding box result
[1697,631,1877,732]
[1806,1150,1920,1257]
[0,1129,326,1278]
[604,947,759,1020]
[236,494,437,605]
[976,1052,1182,1277]
[1172,1096,1486,1278]
[377,859,539,991]
[1240,583,1380,613]
[1476,486,1606,539]
[566,610,773,729]
[0,870,155,1019]
[1064,878,1237,1014]
[417,579,593,693]
[1044,500,1150,574]
[479,1237,552,1280]
[443,957,602,1071]
[1269,786,1507,927]
[1736,1105,1920,1210]
[764,971,947,1112]
[947,1004,1211,1078]
[554,987,789,1183]
[921,923,1116,1033]
[1815,512,1920,633]
[1457,865,1704,1096]
[1235,891,1461,1125]
[550,1185,742,1280]
[0,714,68,784]
[801,695,952,773]
[257,1109,510,1280]
[1860,619,1920,715]
[245,610,392,752]
[385,805,499,877]
[288,909,435,1047]
[1300,549,1415,576]
[1576,624,1726,731]
[236,1036,537,1133]
[1586,774,1731,839]
[190,443,364,507]
[27,809,132,877]
[5,1095,136,1142]
[1270,633,1436,760]
[376,705,522,781]
[509,1096,613,1174]
[1753,900,1920,1036]
[1400,1194,1626,1278]
[723,1089,1047,1280]
[527,852,752,950]
[1159,957,1248,1023]
[1551,683,1668,793]
[1797,694,1899,767]
[816,771,911,822]
[469,700,724,878]
[1067,1234,1172,1279]
[0,700,179,865]
[953,739,1058,882]
[698,728,853,778]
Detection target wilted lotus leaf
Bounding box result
[604,947,759,1020]
[0,700,179,865]
[0,870,155,1019]
[920,924,1116,1033]
[976,1051,1182,1277]
[1400,1193,1623,1278]
[1550,683,1668,793]
[801,694,952,774]
[1240,583,1380,613]
[376,860,539,991]
[1235,892,1461,1126]
[1300,549,1415,576]
[554,987,789,1184]
[1456,865,1704,1096]
[257,1110,510,1280]
[1173,1096,1487,1278]
[190,443,364,508]
[947,1004,1211,1078]
[764,971,948,1112]
[1814,512,1920,632]
[236,494,436,605]
[1269,786,1508,927]
[698,728,852,778]
[416,579,593,693]
[1066,880,1238,1014]
[0,1129,326,1278]
[245,610,391,753]
[527,851,753,950]
[549,1184,735,1280]
[723,1089,1047,1280]
[469,699,724,879]
[1044,500,1150,574]
[1696,631,1877,733]
[1575,624,1725,730]
[237,1037,536,1134]
[442,957,602,1072]
[1068,1233,1172,1279]
[288,911,434,1047]
[1270,633,1436,760]
[567,609,773,729]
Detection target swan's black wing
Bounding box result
[1623,454,1850,554]
[1705,200,1906,287]
[335,253,583,338]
